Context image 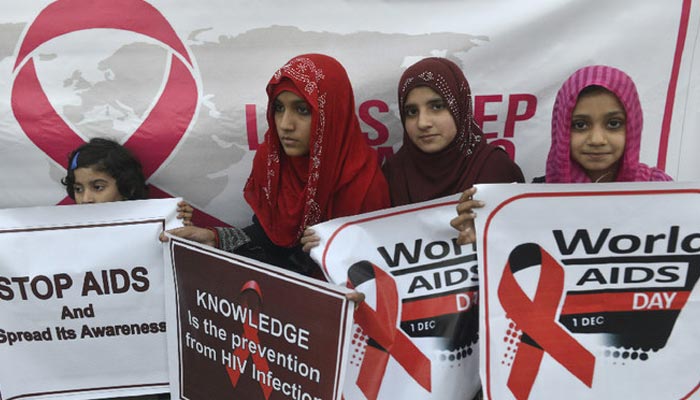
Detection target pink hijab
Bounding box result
[545,65,672,183]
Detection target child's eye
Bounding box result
[93,184,106,192]
[571,119,589,130]
[404,106,418,117]
[273,101,284,113]
[73,185,83,194]
[431,102,446,111]
[296,104,311,116]
[607,118,625,129]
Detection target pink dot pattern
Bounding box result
[349,324,369,367]
[501,319,522,368]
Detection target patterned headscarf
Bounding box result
[546,65,672,182]
[397,57,482,155]
[244,54,390,247]
[384,57,523,205]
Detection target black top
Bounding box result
[215,216,324,279]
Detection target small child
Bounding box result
[536,65,672,183]
[63,139,184,399]
[302,57,524,251]
[452,65,672,244]
[382,57,524,205]
[62,137,192,224]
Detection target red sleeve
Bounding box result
[359,171,391,213]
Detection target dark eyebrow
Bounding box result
[273,99,309,109]
[405,96,443,108]
[573,109,625,119]
[606,110,626,118]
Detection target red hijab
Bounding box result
[244,54,390,247]
[383,57,522,205]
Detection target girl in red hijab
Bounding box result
[168,54,389,276]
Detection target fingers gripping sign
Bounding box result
[451,187,485,245]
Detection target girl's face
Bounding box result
[72,167,124,204]
[274,91,312,157]
[570,90,627,182]
[403,86,458,154]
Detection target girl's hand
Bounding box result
[177,201,194,226]
[450,187,485,245]
[345,291,365,309]
[300,228,321,253]
[160,226,216,247]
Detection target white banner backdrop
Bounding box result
[309,196,480,400]
[473,183,700,399]
[0,198,181,400]
[0,0,698,226]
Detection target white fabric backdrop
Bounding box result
[0,0,697,226]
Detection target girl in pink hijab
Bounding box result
[453,65,672,244]
[537,65,672,183]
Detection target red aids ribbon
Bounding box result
[226,280,273,399]
[348,261,432,399]
[10,0,226,226]
[498,243,595,400]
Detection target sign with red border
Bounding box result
[476,182,700,400]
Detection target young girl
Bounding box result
[62,138,190,400]
[296,58,518,399]
[305,58,525,257]
[538,64,672,183]
[382,57,524,206]
[452,65,673,244]
[379,57,524,400]
[167,53,390,277]
[300,57,524,258]
[62,137,192,223]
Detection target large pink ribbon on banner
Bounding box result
[11,0,226,226]
[348,261,432,399]
[498,243,595,400]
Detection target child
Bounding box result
[452,65,673,244]
[302,57,525,254]
[62,138,191,400]
[382,57,524,205]
[537,65,672,183]
[62,137,192,223]
[311,57,522,400]
[391,57,525,400]
[167,54,390,277]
